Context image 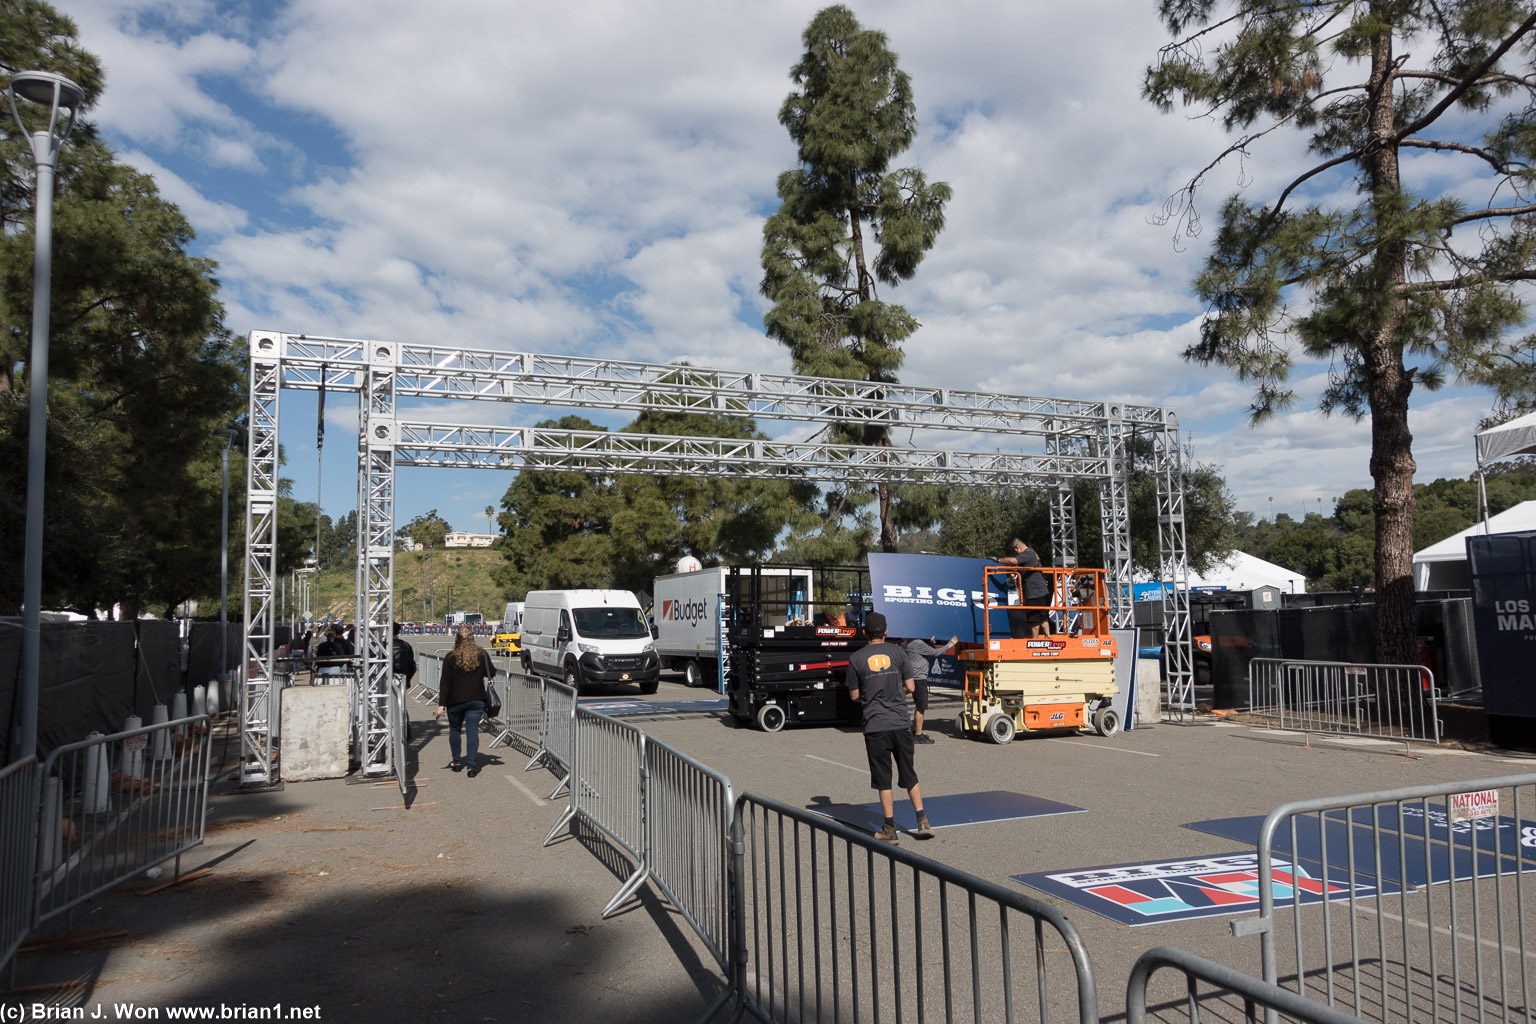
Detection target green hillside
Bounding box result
[312,548,511,624]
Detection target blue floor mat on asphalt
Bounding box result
[1184,814,1535,887]
[809,789,1084,834]
[579,698,729,717]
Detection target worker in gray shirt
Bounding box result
[898,634,958,744]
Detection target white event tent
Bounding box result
[1476,410,1536,521]
[1413,500,1536,591]
[1187,550,1308,594]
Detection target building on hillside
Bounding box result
[444,531,496,548]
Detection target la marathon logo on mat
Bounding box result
[1015,853,1365,925]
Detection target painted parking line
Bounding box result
[811,790,1085,834]
[805,753,865,774]
[1052,739,1160,757]
[503,774,551,807]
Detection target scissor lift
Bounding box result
[957,566,1122,744]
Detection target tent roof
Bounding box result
[1476,410,1536,466]
[1187,549,1308,593]
[1413,500,1536,564]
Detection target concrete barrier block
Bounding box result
[280,685,351,781]
[1136,659,1162,727]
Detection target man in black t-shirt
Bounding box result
[997,538,1051,637]
[844,612,933,844]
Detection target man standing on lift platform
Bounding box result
[995,538,1051,638]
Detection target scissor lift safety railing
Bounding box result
[1242,772,1536,1024]
[240,331,1194,784]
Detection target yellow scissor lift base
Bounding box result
[957,566,1122,745]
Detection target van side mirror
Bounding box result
[557,626,570,643]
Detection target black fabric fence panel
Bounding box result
[0,620,19,761]
[1209,610,1282,708]
[34,622,140,760]
[185,622,242,692]
[135,620,183,712]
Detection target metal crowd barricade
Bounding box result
[1247,659,1442,749]
[1127,946,1369,1024]
[543,707,647,918]
[646,738,734,984]
[388,673,409,799]
[33,716,213,926]
[1245,772,1536,1024]
[489,668,544,754]
[414,652,442,703]
[723,792,1098,1024]
[1,757,38,977]
[541,679,578,798]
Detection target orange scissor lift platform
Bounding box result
[957,566,1122,744]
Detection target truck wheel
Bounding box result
[986,713,1015,745]
[1093,707,1122,737]
[563,662,582,693]
[684,659,703,688]
[756,703,787,733]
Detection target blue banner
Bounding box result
[867,553,1017,642]
[1468,532,1536,719]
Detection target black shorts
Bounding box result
[912,677,929,713]
[1023,593,1050,628]
[864,728,919,791]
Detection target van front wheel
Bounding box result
[563,662,582,692]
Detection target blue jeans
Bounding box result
[446,700,485,768]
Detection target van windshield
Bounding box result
[573,607,649,640]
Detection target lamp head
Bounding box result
[214,428,238,446]
[7,70,85,152]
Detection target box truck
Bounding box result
[654,565,815,690]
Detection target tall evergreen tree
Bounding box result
[1145,0,1536,663]
[761,4,951,554]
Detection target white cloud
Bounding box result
[60,0,1531,533]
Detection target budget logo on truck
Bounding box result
[662,599,710,628]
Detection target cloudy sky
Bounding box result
[52,0,1507,536]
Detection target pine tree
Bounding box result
[761,4,951,553]
[1145,0,1536,663]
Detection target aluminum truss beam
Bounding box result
[264,333,1172,437]
[239,332,1194,784]
[392,421,1108,484]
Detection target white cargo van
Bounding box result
[653,565,814,688]
[521,590,660,693]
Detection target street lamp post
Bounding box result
[9,70,84,761]
[214,429,238,707]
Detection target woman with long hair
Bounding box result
[437,626,494,776]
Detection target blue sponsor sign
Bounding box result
[868,553,1018,643]
[1013,851,1392,927]
[1468,532,1536,720]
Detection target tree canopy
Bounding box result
[1,0,244,618]
[1145,0,1536,662]
[761,4,951,553]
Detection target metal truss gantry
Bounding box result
[239,332,1194,786]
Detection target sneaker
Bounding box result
[875,823,899,845]
[914,814,934,840]
[913,734,935,744]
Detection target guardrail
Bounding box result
[488,668,542,754]
[1243,772,1536,1024]
[1127,946,1369,1024]
[33,715,213,926]
[543,707,648,917]
[1,757,38,977]
[723,792,1098,1024]
[1247,659,1442,749]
